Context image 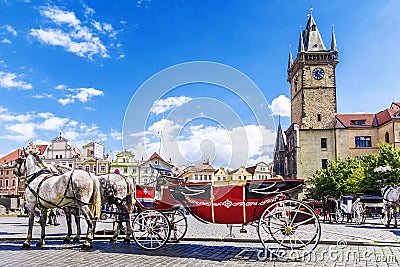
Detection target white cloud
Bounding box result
[30,5,119,59]
[40,7,80,27]
[57,87,103,105]
[5,122,36,141]
[0,71,32,90]
[76,87,103,102]
[37,117,69,131]
[1,38,11,44]
[269,95,291,117]
[128,118,275,169]
[6,25,17,36]
[151,96,192,115]
[55,84,67,90]
[58,97,74,106]
[32,93,53,99]
[110,129,122,141]
[0,107,32,122]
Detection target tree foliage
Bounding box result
[308,143,400,199]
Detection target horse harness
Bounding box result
[25,168,92,211]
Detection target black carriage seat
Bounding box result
[169,183,212,202]
[245,180,304,199]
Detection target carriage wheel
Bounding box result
[335,209,344,224]
[132,210,171,250]
[165,209,188,242]
[352,203,365,225]
[258,199,321,261]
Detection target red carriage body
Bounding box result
[168,179,304,224]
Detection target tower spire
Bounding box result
[288,44,293,69]
[330,25,337,51]
[298,26,305,52]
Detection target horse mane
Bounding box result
[30,153,47,170]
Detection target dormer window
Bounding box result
[351,120,366,125]
[312,25,316,31]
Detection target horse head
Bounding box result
[13,155,26,177]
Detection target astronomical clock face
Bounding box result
[312,67,324,80]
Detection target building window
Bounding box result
[93,166,97,172]
[354,120,366,125]
[78,165,82,170]
[322,159,328,169]
[5,180,8,187]
[101,166,106,172]
[56,155,58,159]
[124,168,128,173]
[355,136,371,148]
[85,165,90,172]
[321,138,327,149]
[385,132,390,143]
[317,114,321,121]
[12,180,15,186]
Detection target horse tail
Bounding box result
[90,176,102,220]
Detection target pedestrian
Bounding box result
[47,208,60,226]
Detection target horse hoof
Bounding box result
[63,238,71,244]
[73,237,80,243]
[123,238,130,245]
[36,242,44,247]
[109,237,117,243]
[22,243,31,249]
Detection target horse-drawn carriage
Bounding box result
[123,164,321,260]
[15,147,322,261]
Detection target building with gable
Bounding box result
[110,150,140,182]
[181,161,215,183]
[75,142,109,175]
[42,135,81,169]
[139,152,174,185]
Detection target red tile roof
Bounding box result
[0,149,24,164]
[246,166,256,175]
[375,109,398,125]
[194,163,215,171]
[336,114,376,127]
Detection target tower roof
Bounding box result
[274,123,286,152]
[301,10,326,52]
[330,25,338,51]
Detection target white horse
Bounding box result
[66,173,135,244]
[14,149,102,249]
[381,185,400,228]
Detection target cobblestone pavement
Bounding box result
[0,215,400,266]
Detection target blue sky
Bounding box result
[0,0,398,168]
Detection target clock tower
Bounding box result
[287,9,338,130]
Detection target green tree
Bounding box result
[308,143,400,199]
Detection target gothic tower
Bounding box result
[287,9,339,130]
[285,9,339,179]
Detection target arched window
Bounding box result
[385,132,390,143]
